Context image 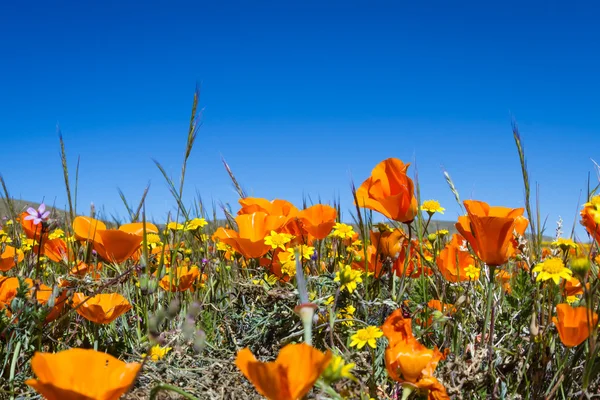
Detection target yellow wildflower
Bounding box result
[532,258,572,284]
[185,218,208,231]
[48,229,65,240]
[331,223,355,240]
[464,264,480,280]
[334,264,362,293]
[264,231,294,251]
[142,344,172,362]
[349,326,383,349]
[322,354,356,382]
[421,200,445,214]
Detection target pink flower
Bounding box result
[24,204,50,225]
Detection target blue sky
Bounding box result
[1,1,599,239]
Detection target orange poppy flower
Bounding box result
[355,158,418,223]
[118,222,159,236]
[392,239,430,278]
[436,234,476,282]
[36,284,68,323]
[238,197,299,218]
[235,343,331,400]
[19,212,46,241]
[564,276,587,297]
[0,278,65,323]
[455,200,528,267]
[351,245,385,277]
[214,212,288,259]
[382,309,449,399]
[0,245,23,271]
[580,199,600,243]
[553,303,599,347]
[35,238,70,263]
[495,270,513,294]
[70,261,102,278]
[25,348,141,400]
[71,293,132,324]
[158,265,202,292]
[297,204,337,240]
[0,277,33,308]
[370,228,404,259]
[73,216,107,241]
[93,230,143,264]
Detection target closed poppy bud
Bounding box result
[455,200,528,267]
[355,158,418,223]
[553,303,599,347]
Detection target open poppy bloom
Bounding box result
[71,293,132,324]
[355,158,418,223]
[436,234,476,282]
[352,245,385,277]
[0,245,23,271]
[553,303,599,347]
[382,309,449,399]
[297,204,337,240]
[370,227,405,259]
[94,230,143,264]
[73,216,107,241]
[36,284,68,323]
[455,200,528,267]
[73,216,142,263]
[235,343,331,400]
[213,212,288,259]
[19,212,47,242]
[0,278,65,323]
[118,222,159,236]
[158,265,202,292]
[70,261,103,278]
[25,348,141,400]
[238,197,299,218]
[580,196,600,243]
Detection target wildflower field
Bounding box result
[2,94,600,400]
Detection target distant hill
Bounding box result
[0,199,554,242]
[0,198,70,222]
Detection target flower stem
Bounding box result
[149,383,200,400]
[481,264,496,356]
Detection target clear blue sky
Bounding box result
[1,1,599,239]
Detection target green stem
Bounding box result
[481,264,496,353]
[149,383,200,400]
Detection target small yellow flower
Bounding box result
[48,228,65,240]
[421,200,445,215]
[185,218,208,231]
[464,264,480,280]
[436,229,449,236]
[0,230,12,244]
[583,195,600,209]
[552,238,578,251]
[252,273,278,286]
[334,264,362,293]
[323,295,335,306]
[337,305,356,327]
[532,258,572,284]
[566,295,579,305]
[5,219,13,226]
[264,231,294,250]
[142,344,172,362]
[331,223,355,240]
[166,222,184,231]
[287,245,314,260]
[349,326,383,349]
[216,241,232,252]
[322,354,356,382]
